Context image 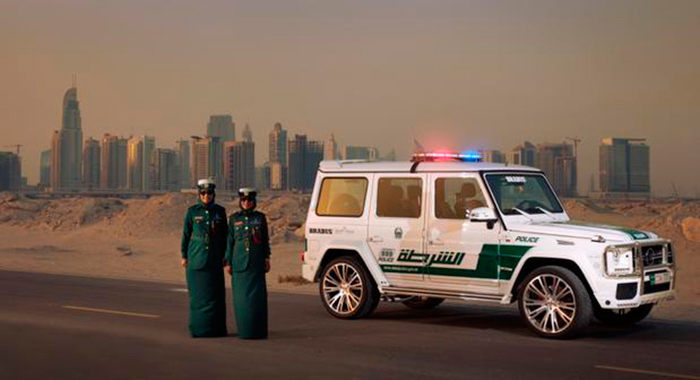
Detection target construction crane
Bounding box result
[2,144,22,156]
[565,137,581,157]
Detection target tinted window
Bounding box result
[435,178,487,219]
[316,177,368,217]
[377,177,422,218]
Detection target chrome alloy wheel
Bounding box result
[322,262,364,316]
[522,274,577,334]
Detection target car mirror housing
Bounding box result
[468,207,498,229]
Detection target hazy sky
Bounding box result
[1,0,699,196]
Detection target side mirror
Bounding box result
[468,207,498,229]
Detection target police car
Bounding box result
[301,152,676,338]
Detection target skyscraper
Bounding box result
[269,122,287,165]
[207,115,235,142]
[127,135,156,192]
[599,138,650,195]
[325,134,339,160]
[342,145,379,160]
[39,149,51,188]
[242,123,253,143]
[190,136,222,185]
[306,140,324,189]
[100,134,128,190]
[153,148,179,191]
[537,143,577,197]
[287,134,307,191]
[51,86,83,191]
[0,151,21,191]
[82,138,101,189]
[508,141,537,166]
[223,140,255,191]
[175,139,190,188]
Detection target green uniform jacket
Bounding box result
[181,201,228,337]
[225,210,271,270]
[225,209,270,339]
[181,202,228,269]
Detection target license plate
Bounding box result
[649,272,670,285]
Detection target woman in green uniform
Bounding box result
[180,179,228,338]
[224,188,270,339]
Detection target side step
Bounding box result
[381,286,502,303]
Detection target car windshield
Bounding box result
[485,174,563,215]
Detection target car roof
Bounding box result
[318,160,541,173]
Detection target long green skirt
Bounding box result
[232,269,268,339]
[186,266,227,337]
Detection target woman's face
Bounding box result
[241,198,254,210]
[199,189,214,204]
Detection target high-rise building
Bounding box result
[175,139,190,188]
[479,149,506,163]
[537,143,577,197]
[342,145,379,160]
[0,151,21,191]
[599,138,650,195]
[325,134,339,160]
[269,122,287,166]
[100,134,128,190]
[306,140,324,189]
[223,141,255,191]
[153,148,179,191]
[287,134,307,191]
[127,135,156,192]
[82,138,101,189]
[39,149,51,188]
[242,123,253,143]
[51,86,83,191]
[269,161,287,190]
[190,136,222,185]
[207,115,235,142]
[508,141,537,166]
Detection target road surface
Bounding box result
[0,270,698,379]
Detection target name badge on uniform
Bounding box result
[194,216,204,222]
[235,221,244,226]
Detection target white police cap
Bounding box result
[238,187,257,197]
[197,178,216,189]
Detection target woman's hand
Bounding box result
[265,258,271,273]
[224,265,232,275]
[181,258,188,268]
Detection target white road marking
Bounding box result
[62,305,160,319]
[595,365,700,379]
[170,288,188,292]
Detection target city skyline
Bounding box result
[2,1,699,196]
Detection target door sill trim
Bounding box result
[381,286,502,302]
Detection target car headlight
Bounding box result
[604,246,637,276]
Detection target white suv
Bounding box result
[301,154,676,338]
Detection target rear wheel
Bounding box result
[319,256,378,319]
[402,296,445,310]
[594,304,653,326]
[517,266,592,339]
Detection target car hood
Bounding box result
[508,220,656,243]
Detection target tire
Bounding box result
[593,304,653,326]
[319,256,378,319]
[517,265,592,339]
[402,296,445,310]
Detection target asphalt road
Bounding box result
[0,270,698,380]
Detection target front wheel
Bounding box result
[517,266,592,339]
[319,256,378,319]
[594,304,653,326]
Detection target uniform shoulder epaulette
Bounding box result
[188,204,200,211]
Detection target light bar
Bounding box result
[411,151,482,163]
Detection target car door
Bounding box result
[368,173,427,288]
[425,173,502,294]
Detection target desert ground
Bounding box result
[0,192,698,303]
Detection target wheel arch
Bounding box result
[508,257,596,303]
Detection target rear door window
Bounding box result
[315,177,368,217]
[376,177,422,218]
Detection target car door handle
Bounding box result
[429,239,444,246]
[368,236,384,243]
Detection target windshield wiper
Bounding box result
[510,207,534,220]
[536,207,557,221]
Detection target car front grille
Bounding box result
[640,245,665,267]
